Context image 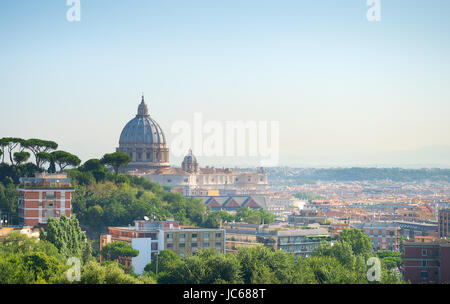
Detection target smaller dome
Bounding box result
[182,149,199,173]
[183,149,197,163]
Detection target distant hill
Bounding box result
[268,167,450,183]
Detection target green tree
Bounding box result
[0,138,8,163]
[157,249,242,284]
[0,250,67,284]
[40,215,88,260]
[307,255,364,284]
[51,150,81,171]
[101,241,139,262]
[36,152,54,171]
[79,158,108,182]
[377,250,402,269]
[144,249,181,275]
[203,212,221,228]
[0,137,25,165]
[100,152,131,178]
[21,251,68,283]
[0,180,18,219]
[13,151,30,165]
[339,228,373,257]
[22,139,58,168]
[237,246,297,284]
[81,261,154,284]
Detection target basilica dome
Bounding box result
[119,102,166,145]
[116,96,169,171]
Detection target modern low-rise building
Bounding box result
[17,173,74,227]
[100,219,225,274]
[224,222,332,258]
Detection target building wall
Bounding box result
[440,245,450,283]
[18,189,73,226]
[439,209,450,238]
[403,243,440,284]
[226,232,262,253]
[131,238,153,275]
[403,241,450,284]
[164,230,225,256]
[359,226,400,252]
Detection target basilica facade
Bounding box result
[118,96,268,193]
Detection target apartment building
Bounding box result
[100,219,225,274]
[354,222,400,252]
[288,209,328,226]
[403,237,450,284]
[17,173,73,226]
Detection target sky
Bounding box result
[1,0,450,168]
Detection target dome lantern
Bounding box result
[137,95,149,116]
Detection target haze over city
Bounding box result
[1,0,450,167]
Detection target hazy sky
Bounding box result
[1,0,450,168]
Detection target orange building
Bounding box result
[17,173,74,227]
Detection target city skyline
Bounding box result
[1,0,450,167]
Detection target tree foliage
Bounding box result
[51,150,81,171]
[101,241,139,261]
[100,152,131,176]
[13,151,30,165]
[22,139,58,168]
[40,215,88,261]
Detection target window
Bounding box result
[167,234,173,239]
[179,234,185,239]
[422,260,427,267]
[215,233,222,238]
[192,243,197,248]
[192,234,197,238]
[151,243,158,250]
[215,242,221,247]
[421,271,428,279]
[204,233,209,239]
[179,243,185,248]
[204,242,209,247]
[167,243,173,248]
